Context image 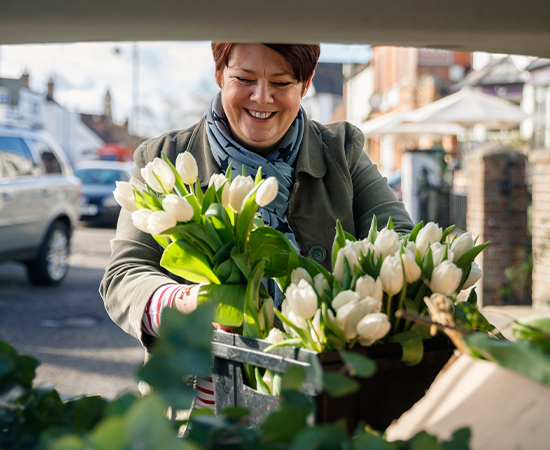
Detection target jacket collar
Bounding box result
[186,110,327,186]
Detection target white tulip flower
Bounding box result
[266,328,285,344]
[430,260,463,296]
[355,274,383,303]
[360,296,382,314]
[313,273,330,295]
[374,228,399,260]
[291,267,314,286]
[162,194,194,222]
[334,246,361,284]
[175,152,198,185]
[356,313,391,346]
[346,239,380,262]
[131,208,153,233]
[332,290,361,311]
[402,248,422,283]
[451,232,475,262]
[208,173,230,207]
[256,177,278,207]
[258,297,275,331]
[406,240,418,256]
[336,299,368,341]
[262,369,273,393]
[430,242,454,267]
[113,181,137,212]
[379,254,404,296]
[228,175,254,213]
[281,300,307,335]
[416,222,443,257]
[285,279,318,319]
[141,158,175,193]
[462,261,483,290]
[147,210,177,236]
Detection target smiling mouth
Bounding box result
[247,109,275,120]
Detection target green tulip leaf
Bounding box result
[161,152,189,197]
[331,220,348,269]
[243,260,265,339]
[197,283,246,327]
[441,224,456,244]
[160,239,220,284]
[248,227,298,262]
[422,246,435,279]
[205,204,234,243]
[409,220,423,242]
[236,181,263,252]
[455,241,490,270]
[255,366,272,395]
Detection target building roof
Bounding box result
[312,63,343,96]
[452,56,525,92]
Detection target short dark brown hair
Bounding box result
[211,43,320,83]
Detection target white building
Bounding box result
[0,74,43,129]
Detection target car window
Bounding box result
[31,139,63,174]
[74,168,130,185]
[0,136,35,177]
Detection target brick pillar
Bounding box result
[529,148,550,314]
[466,143,529,307]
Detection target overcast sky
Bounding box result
[0,41,371,138]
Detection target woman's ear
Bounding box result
[302,74,314,97]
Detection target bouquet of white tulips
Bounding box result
[113,153,299,345]
[268,216,494,366]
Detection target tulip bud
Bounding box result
[430,260,462,296]
[461,261,483,290]
[258,297,275,331]
[282,300,307,335]
[374,228,399,260]
[334,246,360,284]
[347,239,380,262]
[356,313,391,346]
[402,249,422,283]
[360,296,382,314]
[336,299,369,341]
[141,158,175,193]
[256,177,278,207]
[228,175,254,213]
[113,181,138,212]
[291,267,313,286]
[311,307,335,345]
[355,274,383,303]
[380,254,404,296]
[161,194,194,222]
[208,173,230,207]
[285,279,318,319]
[406,240,418,256]
[262,369,273,393]
[430,242,454,267]
[266,328,285,344]
[313,273,330,295]
[175,152,198,185]
[131,208,153,233]
[147,210,177,236]
[451,232,475,262]
[332,290,361,311]
[416,222,443,257]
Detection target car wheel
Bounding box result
[27,221,71,286]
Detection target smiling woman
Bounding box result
[99,42,414,413]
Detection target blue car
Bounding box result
[73,160,135,226]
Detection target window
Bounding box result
[0,136,35,177]
[32,139,63,174]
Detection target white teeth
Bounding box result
[249,110,273,119]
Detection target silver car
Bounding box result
[0,126,81,285]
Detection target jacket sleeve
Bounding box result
[346,124,414,238]
[99,137,183,348]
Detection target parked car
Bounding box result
[73,160,135,226]
[0,125,81,285]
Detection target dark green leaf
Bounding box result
[352,430,400,450]
[455,241,490,270]
[409,431,441,449]
[322,372,360,397]
[442,427,471,450]
[409,220,423,243]
[339,351,376,378]
[440,224,456,244]
[289,424,349,450]
[281,365,307,392]
[367,214,378,244]
[389,330,424,366]
[243,260,265,339]
[160,239,219,284]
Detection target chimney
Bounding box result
[20,70,30,88]
[47,78,54,100]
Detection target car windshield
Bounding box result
[74,168,129,185]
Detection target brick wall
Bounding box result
[529,148,550,313]
[466,143,529,307]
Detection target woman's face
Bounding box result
[216,44,311,156]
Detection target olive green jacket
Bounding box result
[99,115,413,348]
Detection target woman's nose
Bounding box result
[250,82,273,105]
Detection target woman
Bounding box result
[100,43,413,410]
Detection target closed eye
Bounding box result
[237,77,253,83]
[273,82,291,87]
